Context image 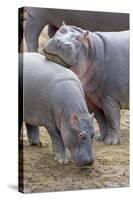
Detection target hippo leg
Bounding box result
[48,25,59,38]
[25,123,41,146]
[102,98,121,145]
[94,109,108,141]
[24,18,45,52]
[46,125,71,164]
[87,101,108,141]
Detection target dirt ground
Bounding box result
[20,110,129,193]
[20,28,129,193]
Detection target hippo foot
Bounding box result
[30,141,42,147]
[95,133,122,145]
[95,133,104,141]
[104,134,122,145]
[54,149,71,165]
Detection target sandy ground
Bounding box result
[19,27,129,193]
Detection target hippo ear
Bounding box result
[71,112,80,128]
[83,31,90,40]
[78,31,90,43]
[78,31,94,52]
[78,31,90,50]
[62,21,66,26]
[90,113,94,124]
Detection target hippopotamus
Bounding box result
[43,25,129,145]
[19,52,95,166]
[24,7,129,52]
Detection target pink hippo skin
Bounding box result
[19,53,95,166]
[44,25,129,145]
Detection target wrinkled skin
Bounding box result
[19,53,95,166]
[24,7,129,51]
[44,25,129,145]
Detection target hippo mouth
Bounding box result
[43,49,71,69]
[73,154,95,167]
[71,149,95,167]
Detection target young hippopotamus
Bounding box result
[19,53,95,166]
[43,25,129,145]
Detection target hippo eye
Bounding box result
[60,28,67,34]
[79,132,86,142]
[70,29,75,33]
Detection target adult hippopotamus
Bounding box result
[19,52,95,166]
[43,25,129,145]
[24,7,129,51]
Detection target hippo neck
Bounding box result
[71,32,105,107]
[73,32,104,87]
[55,82,88,131]
[90,31,105,66]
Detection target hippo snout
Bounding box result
[72,150,95,167]
[53,38,72,50]
[75,156,95,167]
[54,38,63,49]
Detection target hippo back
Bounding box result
[23,53,82,87]
[20,53,84,125]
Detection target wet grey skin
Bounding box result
[19,53,95,166]
[44,25,129,145]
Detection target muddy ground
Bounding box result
[20,28,129,193]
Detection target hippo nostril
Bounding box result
[82,158,95,166]
[56,39,60,44]
[75,156,95,167]
[64,43,72,48]
[57,41,62,48]
[55,39,63,49]
[87,157,95,165]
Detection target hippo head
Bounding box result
[61,112,95,167]
[44,25,93,73]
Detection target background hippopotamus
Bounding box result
[19,52,95,166]
[44,25,129,145]
[24,7,129,52]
